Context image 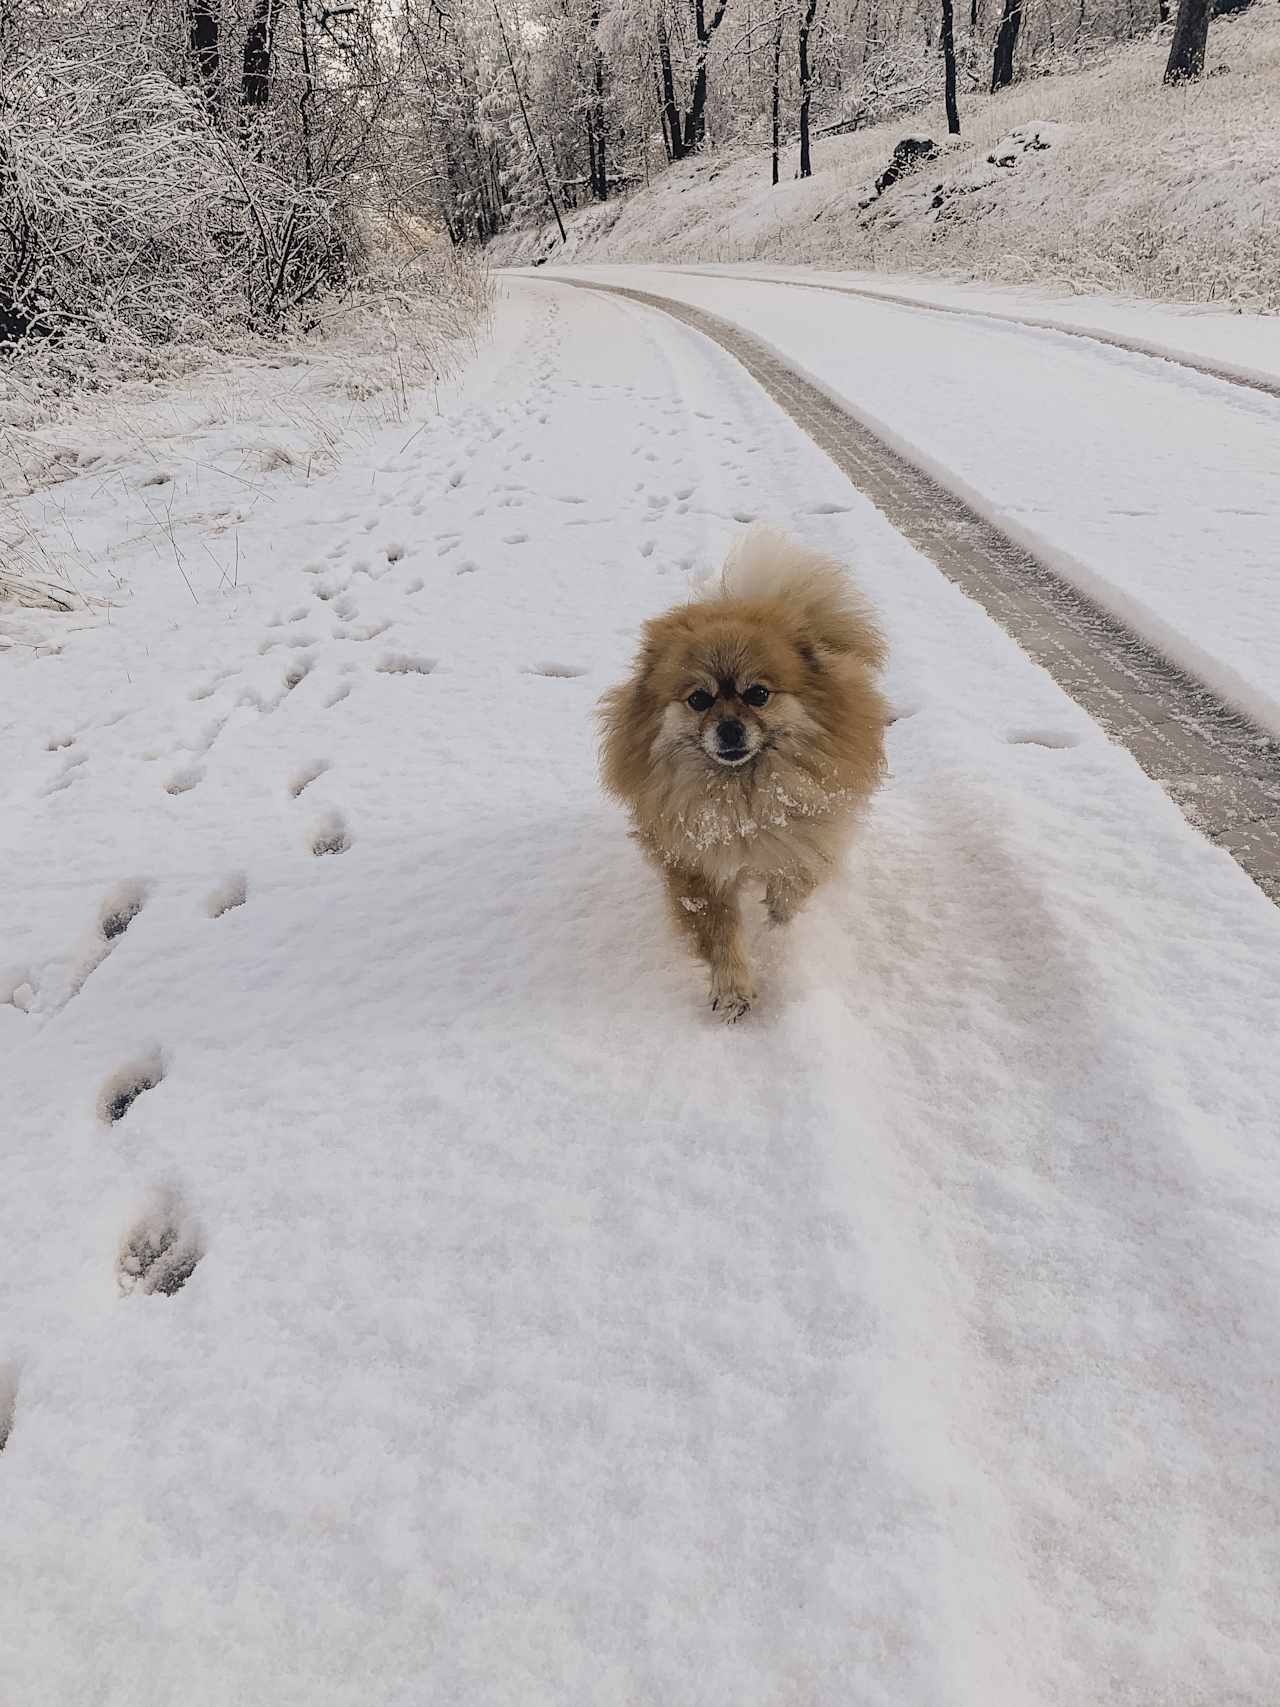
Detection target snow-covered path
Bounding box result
[4,278,1280,1705]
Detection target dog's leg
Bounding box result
[664,868,755,1022]
[764,869,818,928]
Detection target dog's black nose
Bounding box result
[717,718,746,749]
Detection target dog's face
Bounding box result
[643,613,817,772]
[601,574,887,819]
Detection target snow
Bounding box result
[542,263,1280,733]
[3,276,1280,1705]
[670,261,1280,392]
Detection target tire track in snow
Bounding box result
[669,266,1280,405]
[552,277,1280,904]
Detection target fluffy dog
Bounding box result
[600,528,889,1021]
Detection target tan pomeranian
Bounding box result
[600,527,889,1022]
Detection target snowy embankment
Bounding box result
[540,264,1280,735]
[493,6,1280,312]
[3,278,1279,1704]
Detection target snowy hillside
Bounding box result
[4,274,1280,1704]
[493,4,1280,310]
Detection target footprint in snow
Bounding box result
[282,656,314,692]
[384,543,405,564]
[117,1192,203,1297]
[324,683,352,708]
[165,765,203,796]
[377,653,436,676]
[0,1367,16,1451]
[46,732,76,752]
[289,760,330,798]
[98,1051,165,1124]
[206,873,247,918]
[311,812,351,857]
[1008,730,1083,749]
[100,881,148,942]
[527,662,588,680]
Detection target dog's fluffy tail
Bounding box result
[711,525,886,671]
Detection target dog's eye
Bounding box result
[742,684,770,708]
[686,689,714,712]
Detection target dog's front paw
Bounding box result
[709,975,755,1024]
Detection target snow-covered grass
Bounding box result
[494,6,1280,309]
[0,251,492,621]
[4,276,1280,1704]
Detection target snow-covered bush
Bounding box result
[0,39,364,357]
[0,11,492,611]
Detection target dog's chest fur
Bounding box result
[638,753,855,886]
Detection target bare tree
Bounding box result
[188,0,219,108]
[1163,0,1210,81]
[589,1,608,199]
[990,0,1023,89]
[797,0,818,177]
[682,0,732,151]
[941,0,959,131]
[242,0,275,107]
[770,2,782,184]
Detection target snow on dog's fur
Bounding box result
[600,527,889,1021]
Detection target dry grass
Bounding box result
[0,244,492,612]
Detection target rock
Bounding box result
[874,135,940,196]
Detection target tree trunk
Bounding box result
[242,0,275,107]
[941,0,960,131]
[591,4,608,199]
[683,61,709,150]
[1163,0,1210,80]
[798,0,818,178]
[188,0,219,107]
[657,17,687,160]
[680,0,731,154]
[771,6,782,185]
[970,0,978,32]
[990,0,1023,89]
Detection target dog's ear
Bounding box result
[598,639,661,800]
[791,585,886,674]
